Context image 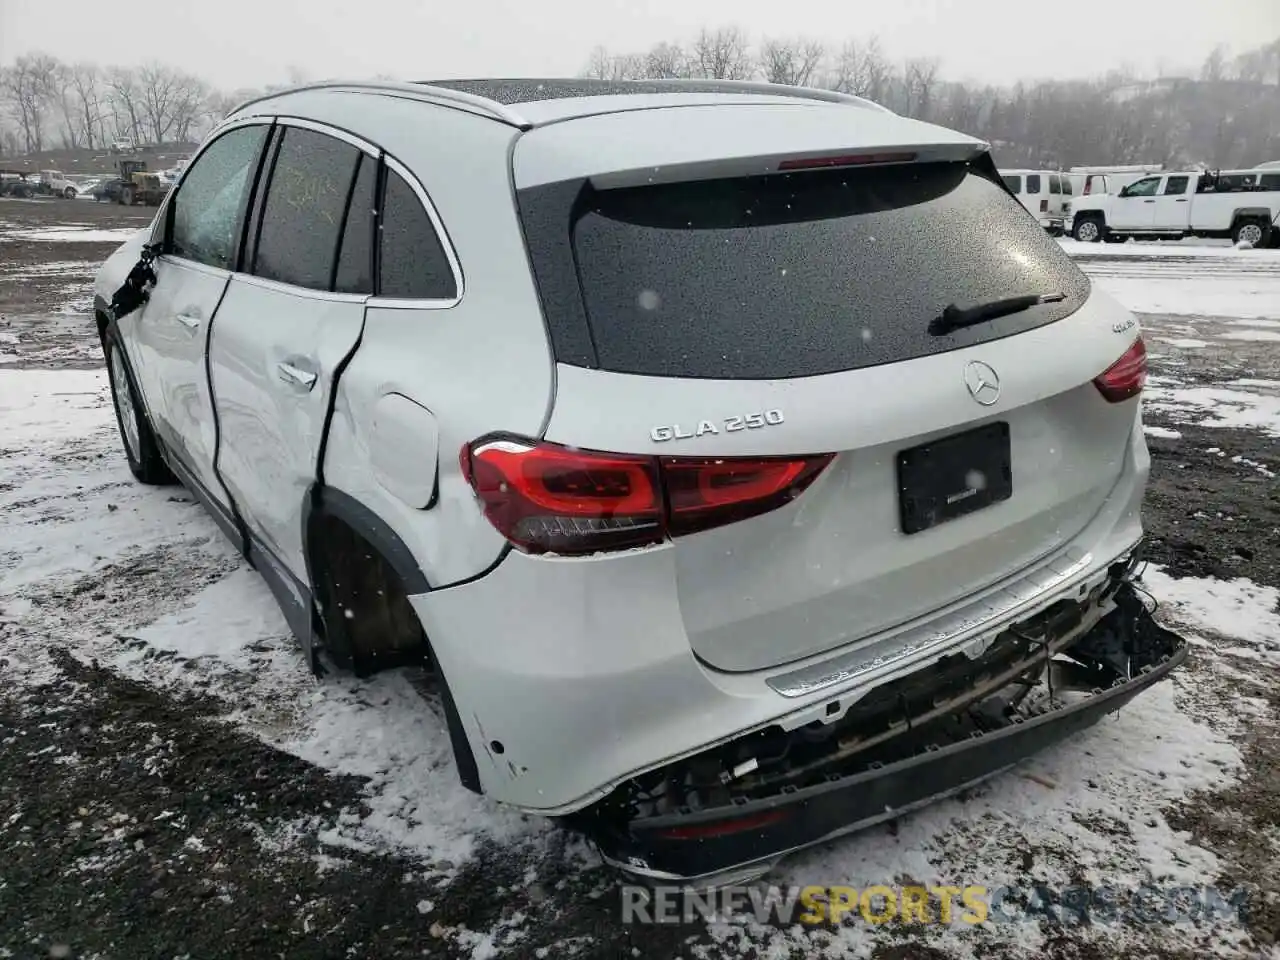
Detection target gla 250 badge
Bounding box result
[651,409,785,443]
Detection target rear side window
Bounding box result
[1163,176,1190,195]
[1001,175,1022,193]
[378,168,456,300]
[169,125,268,270]
[1049,175,1061,194]
[1262,174,1280,190]
[253,127,362,290]
[1026,174,1042,193]
[1061,177,1073,195]
[519,162,1091,380]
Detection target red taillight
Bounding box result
[777,151,917,171]
[461,439,834,555]
[1093,337,1148,403]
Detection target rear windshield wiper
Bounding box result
[930,291,1066,336]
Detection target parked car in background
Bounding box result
[1000,168,1071,233]
[1067,164,1164,197]
[1068,168,1280,245]
[0,171,37,198]
[38,170,79,199]
[110,137,136,153]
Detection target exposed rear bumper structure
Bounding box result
[570,579,1187,886]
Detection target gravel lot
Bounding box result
[2,197,1278,960]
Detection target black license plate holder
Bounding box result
[897,422,1013,535]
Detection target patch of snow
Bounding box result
[1155,338,1209,349]
[1141,567,1280,647]
[0,226,139,243]
[1144,383,1280,437]
[1220,330,1280,342]
[1143,425,1182,439]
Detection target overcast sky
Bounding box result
[2,0,1277,90]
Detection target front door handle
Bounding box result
[1175,198,1188,202]
[276,361,318,391]
[1143,199,1155,203]
[175,312,201,331]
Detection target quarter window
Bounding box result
[378,168,457,300]
[169,125,268,270]
[253,127,363,290]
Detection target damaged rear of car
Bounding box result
[427,93,1188,884]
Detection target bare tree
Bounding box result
[829,36,894,103]
[759,38,825,86]
[692,26,753,80]
[644,42,690,79]
[67,63,103,150]
[105,67,144,144]
[582,45,614,80]
[1200,45,1228,83]
[0,54,59,153]
[52,63,84,149]
[903,57,940,120]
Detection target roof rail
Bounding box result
[227,79,532,128]
[625,78,894,114]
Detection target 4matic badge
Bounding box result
[651,409,785,443]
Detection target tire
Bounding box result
[1232,219,1267,247]
[63,186,76,199]
[103,324,175,485]
[1073,216,1103,243]
[122,185,135,206]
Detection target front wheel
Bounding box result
[1073,217,1103,242]
[63,186,76,199]
[103,325,175,485]
[121,185,135,206]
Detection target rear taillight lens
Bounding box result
[461,439,834,555]
[1093,337,1147,402]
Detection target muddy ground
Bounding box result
[1,196,1278,959]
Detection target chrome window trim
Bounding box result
[231,272,371,304]
[367,152,465,310]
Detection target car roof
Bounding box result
[231,77,895,129]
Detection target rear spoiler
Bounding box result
[587,141,992,191]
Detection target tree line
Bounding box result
[3,32,1279,169]
[582,28,1280,169]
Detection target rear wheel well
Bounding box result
[306,509,483,795]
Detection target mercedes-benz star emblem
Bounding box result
[963,360,1001,406]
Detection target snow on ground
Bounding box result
[0,225,141,243]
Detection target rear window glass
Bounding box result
[519,162,1090,380]
[1001,175,1022,193]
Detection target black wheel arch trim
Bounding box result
[302,484,431,595]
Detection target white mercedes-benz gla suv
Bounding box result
[93,77,1186,884]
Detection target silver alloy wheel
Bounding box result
[110,344,141,461]
[1237,222,1263,246]
[1075,219,1100,242]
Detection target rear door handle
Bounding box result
[1143,199,1155,203]
[276,361,318,391]
[175,312,201,331]
[1175,198,1188,202]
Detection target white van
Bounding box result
[1000,169,1071,233]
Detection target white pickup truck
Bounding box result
[1067,169,1280,247]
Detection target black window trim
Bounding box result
[152,116,275,273]
[368,152,465,310]
[231,115,384,302]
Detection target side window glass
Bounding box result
[1025,174,1042,193]
[1262,174,1280,190]
[378,167,457,300]
[1049,175,1061,194]
[1163,176,1189,196]
[170,125,268,270]
[1061,177,1073,195]
[253,127,362,290]
[334,155,377,295]
[1001,175,1021,194]
[1126,178,1160,197]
